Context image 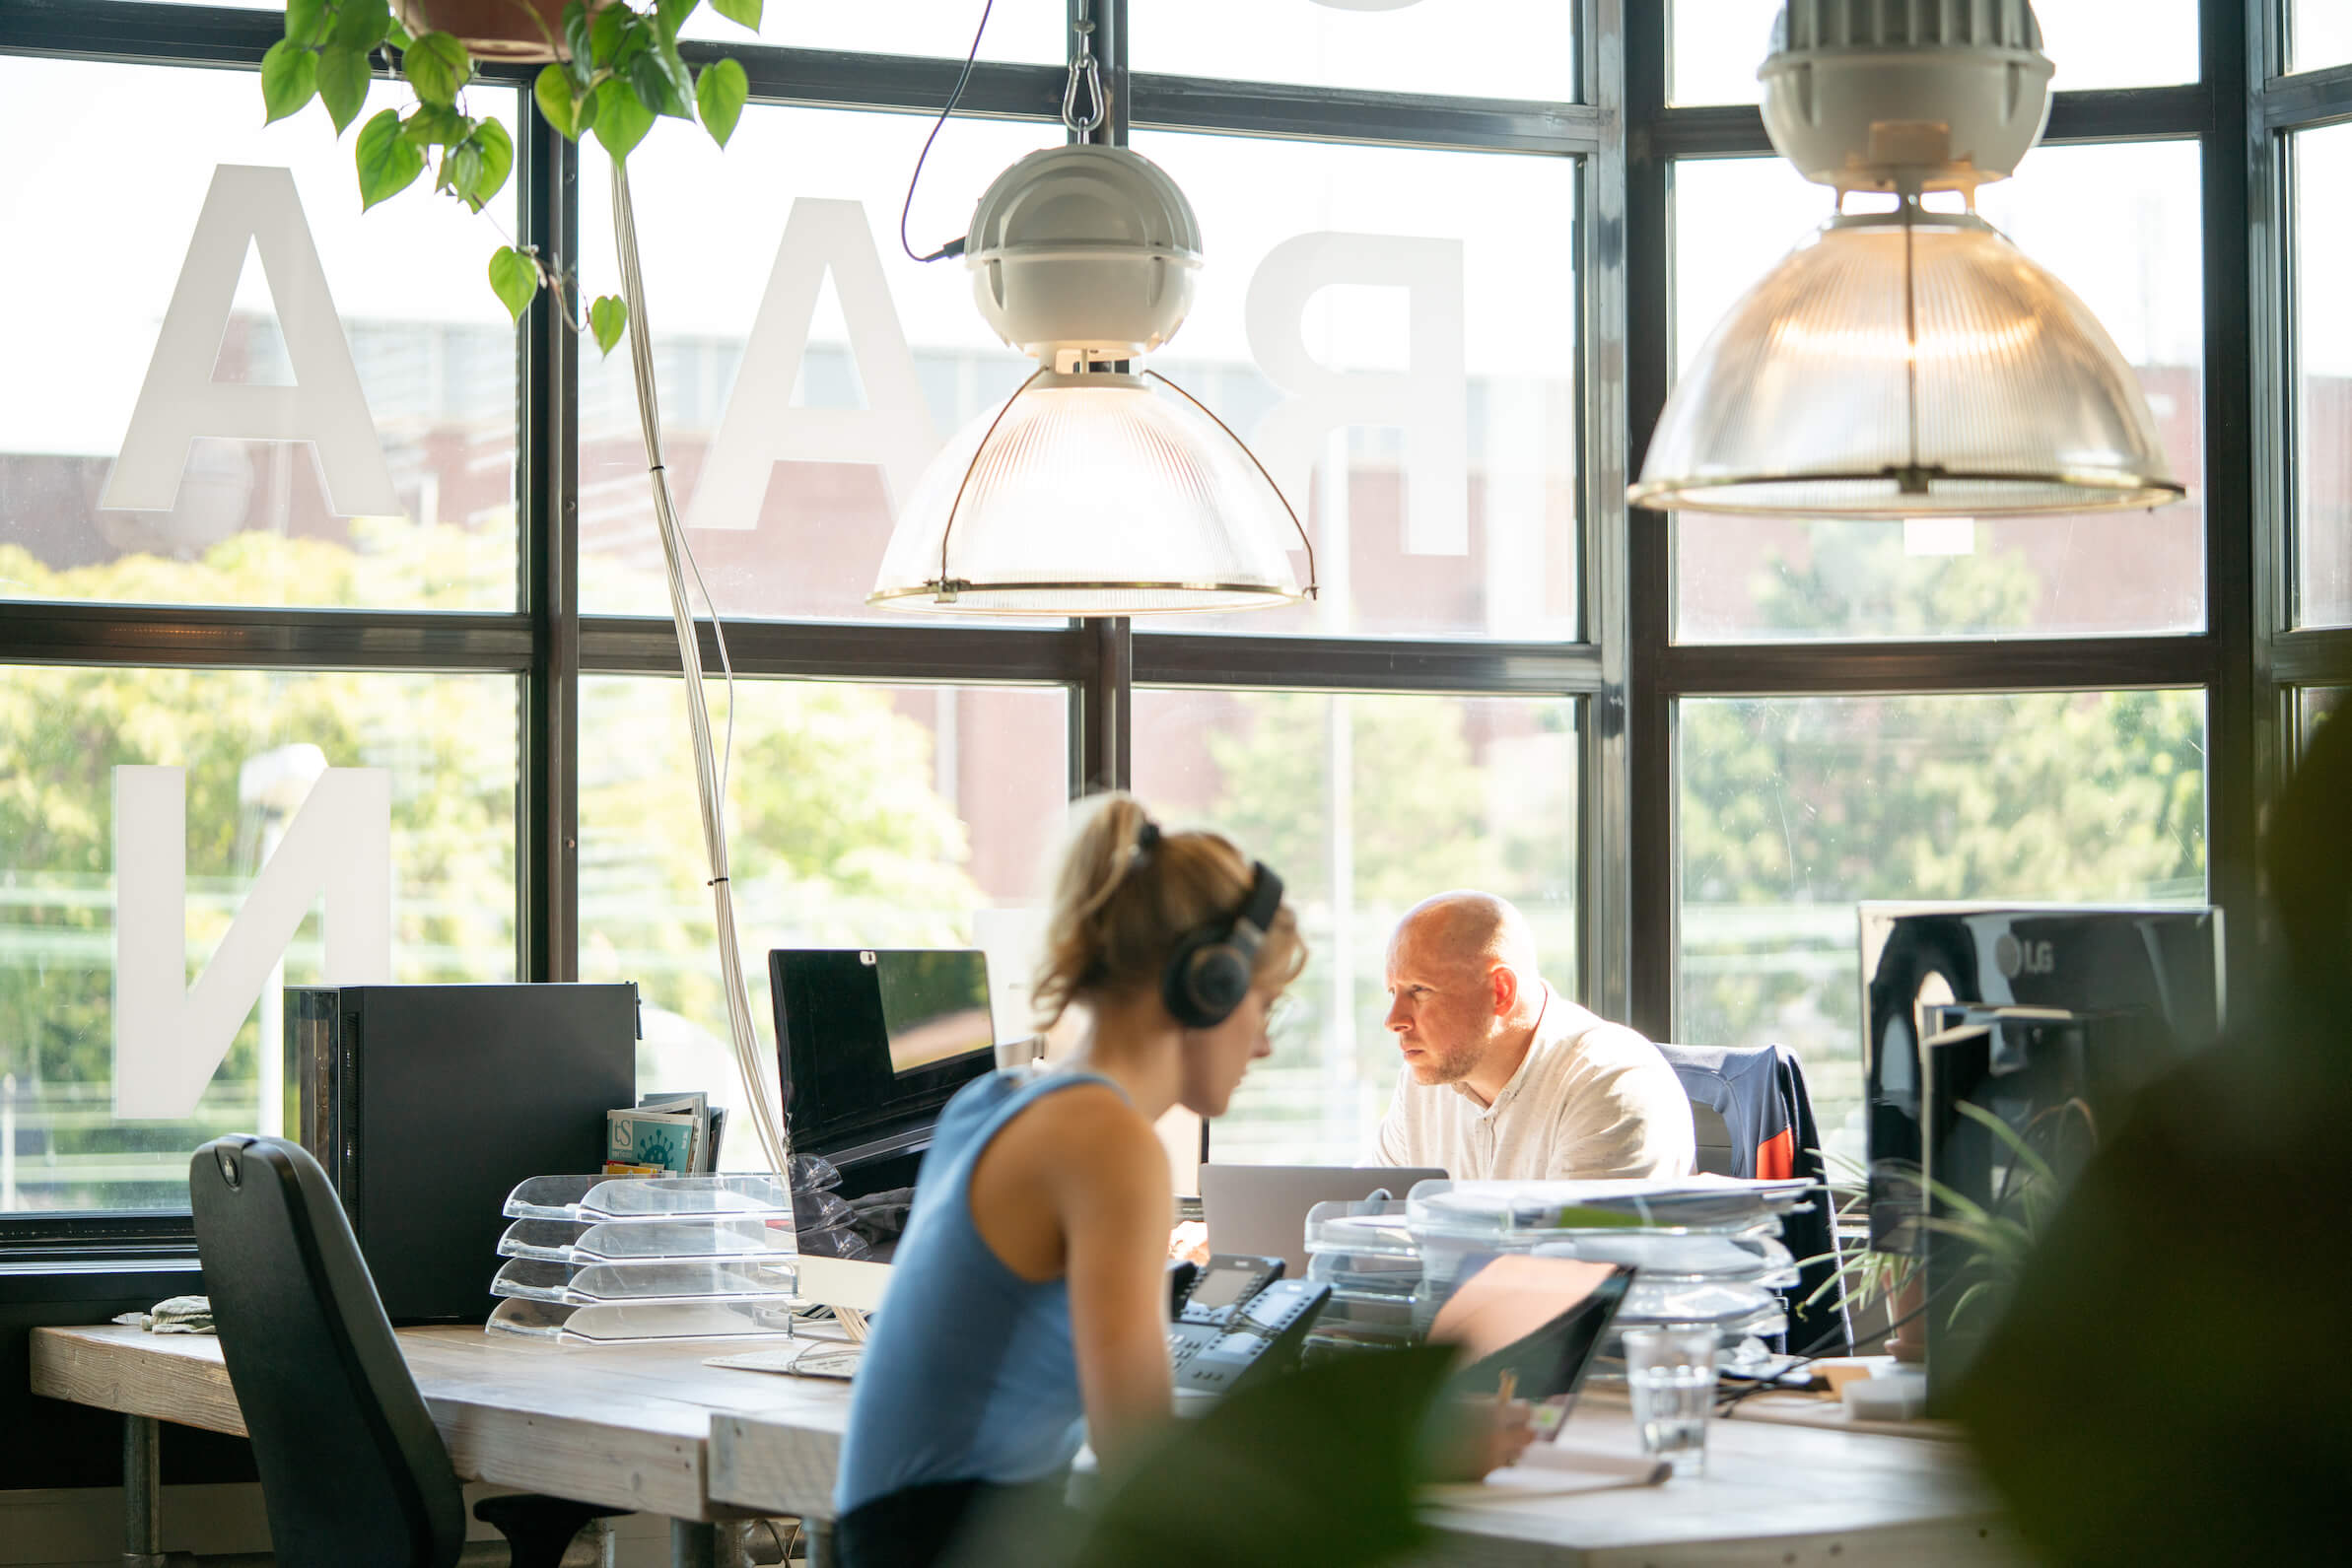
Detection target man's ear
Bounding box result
[1488,963,1520,1019]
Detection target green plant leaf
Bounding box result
[656,0,701,40]
[710,0,761,32]
[694,57,746,148]
[316,42,372,135]
[333,0,392,52]
[400,102,471,147]
[588,294,628,357]
[590,3,629,65]
[627,52,678,119]
[562,1,595,75]
[285,0,331,45]
[354,106,425,211]
[464,118,515,210]
[533,63,579,139]
[651,37,696,117]
[487,245,539,323]
[590,76,655,162]
[260,38,318,124]
[1952,1098,2061,1187]
[402,30,471,106]
[385,17,414,50]
[438,140,481,199]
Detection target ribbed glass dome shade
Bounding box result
[869,372,1306,615]
[1630,208,2184,516]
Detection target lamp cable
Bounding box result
[610,160,791,1180]
[899,0,996,264]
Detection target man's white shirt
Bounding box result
[1371,985,1696,1181]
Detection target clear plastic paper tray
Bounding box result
[497,1217,792,1263]
[1616,1276,1786,1329]
[1305,1252,1422,1300]
[504,1173,795,1223]
[489,1256,798,1306]
[1303,1200,1418,1260]
[1532,1232,1797,1286]
[485,1297,797,1342]
[1405,1178,1815,1239]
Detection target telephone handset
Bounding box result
[1165,1253,1331,1397]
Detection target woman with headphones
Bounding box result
[833,790,1308,1563]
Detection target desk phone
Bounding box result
[1164,1253,1331,1397]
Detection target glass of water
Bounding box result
[1623,1326,1718,1476]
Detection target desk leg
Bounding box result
[123,1415,165,1568]
[803,1519,833,1568]
[670,1521,716,1568]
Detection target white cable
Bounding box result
[611,161,791,1179]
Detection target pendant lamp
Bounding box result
[1629,0,2184,518]
[869,143,1315,615]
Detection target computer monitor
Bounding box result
[1857,903,2222,1251]
[772,948,998,1199]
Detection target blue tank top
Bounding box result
[833,1067,1124,1515]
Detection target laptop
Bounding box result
[1198,1163,1448,1275]
[1431,1253,1634,1405]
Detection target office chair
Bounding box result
[190,1135,613,1568]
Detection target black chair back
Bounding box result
[190,1135,466,1568]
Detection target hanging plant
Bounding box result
[260,0,758,354]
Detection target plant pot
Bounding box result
[394,0,580,63]
[1887,1270,1928,1364]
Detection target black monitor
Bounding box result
[1858,904,2222,1252]
[772,948,997,1199]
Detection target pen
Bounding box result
[1497,1370,1517,1406]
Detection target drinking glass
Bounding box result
[1623,1326,1718,1476]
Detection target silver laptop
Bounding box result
[1198,1164,1448,1276]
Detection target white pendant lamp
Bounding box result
[1629,0,2184,518]
[869,143,1315,616]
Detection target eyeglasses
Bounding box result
[1266,993,1303,1037]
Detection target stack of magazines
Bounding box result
[1406,1178,1815,1368]
[484,1173,798,1342]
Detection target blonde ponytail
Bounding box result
[1032,791,1305,1029]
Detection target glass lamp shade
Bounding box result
[1629,206,2184,516]
[868,371,1308,615]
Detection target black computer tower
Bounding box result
[284,983,638,1324]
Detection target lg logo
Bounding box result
[1995,933,2057,979]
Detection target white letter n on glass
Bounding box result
[112,766,392,1119]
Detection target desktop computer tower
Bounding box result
[285,983,639,1324]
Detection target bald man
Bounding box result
[1372,891,1695,1181]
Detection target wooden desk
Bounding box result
[31,1324,856,1562]
[708,1385,2018,1568]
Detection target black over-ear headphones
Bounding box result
[1144,820,1284,1029]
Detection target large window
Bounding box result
[2,2,2336,1244]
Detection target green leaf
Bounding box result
[438,140,482,199]
[402,30,471,106]
[385,17,414,50]
[354,106,425,211]
[315,42,373,136]
[628,50,690,119]
[590,3,629,65]
[590,76,655,162]
[656,0,700,40]
[464,118,515,210]
[588,294,628,357]
[400,103,471,147]
[487,245,539,323]
[651,37,695,117]
[694,57,746,148]
[571,78,601,136]
[285,0,331,46]
[562,1,594,73]
[260,38,318,124]
[709,0,761,32]
[533,63,579,139]
[333,0,392,52]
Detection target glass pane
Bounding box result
[1134,690,1581,1165]
[2294,125,2352,629]
[0,670,519,1213]
[1134,0,1574,102]
[577,107,1047,622]
[1669,0,2197,104]
[1129,131,1580,640]
[2300,687,2348,758]
[1671,142,2203,641]
[0,59,519,611]
[1678,691,2208,1173]
[577,677,1068,1161]
[677,0,1063,61]
[2292,2,2352,72]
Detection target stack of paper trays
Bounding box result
[1406,1178,1815,1365]
[1299,1198,1422,1357]
[485,1174,798,1342]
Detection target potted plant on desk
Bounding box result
[256,0,794,1178]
